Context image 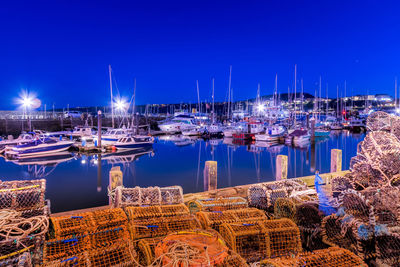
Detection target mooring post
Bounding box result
[97,110,102,148]
[310,117,315,142]
[204,161,217,191]
[109,166,123,207]
[330,149,342,173]
[276,155,288,180]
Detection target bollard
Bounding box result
[276,155,288,180]
[109,166,123,207]
[204,161,217,191]
[97,110,102,148]
[330,149,342,173]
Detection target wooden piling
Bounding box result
[97,110,102,148]
[330,149,342,173]
[109,166,123,206]
[276,155,288,180]
[204,161,217,191]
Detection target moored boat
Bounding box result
[255,125,286,142]
[5,138,74,159]
[114,135,154,150]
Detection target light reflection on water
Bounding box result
[0,130,365,213]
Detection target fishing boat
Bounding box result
[181,126,204,136]
[70,126,93,139]
[114,135,154,150]
[330,122,343,130]
[255,125,286,142]
[94,128,129,146]
[5,138,74,159]
[293,129,311,145]
[348,118,366,132]
[0,133,36,153]
[202,124,224,138]
[158,113,197,133]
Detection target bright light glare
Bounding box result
[17,91,39,109]
[115,98,127,111]
[257,104,265,112]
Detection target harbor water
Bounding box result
[0,130,364,213]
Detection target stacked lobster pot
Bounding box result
[0,179,49,266]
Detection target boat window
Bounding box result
[126,138,132,142]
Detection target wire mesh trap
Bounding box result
[196,208,268,231]
[260,247,367,267]
[216,249,249,267]
[42,252,90,267]
[248,180,308,211]
[136,237,164,266]
[187,197,248,213]
[89,225,130,249]
[0,179,46,212]
[88,240,136,267]
[125,203,189,221]
[154,230,229,266]
[50,212,95,239]
[90,208,128,231]
[114,185,183,207]
[0,251,32,267]
[43,234,90,263]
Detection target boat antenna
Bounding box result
[109,65,115,128]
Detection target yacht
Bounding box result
[202,124,224,138]
[0,133,36,153]
[94,128,129,146]
[5,138,74,159]
[181,126,204,136]
[158,114,197,133]
[330,122,343,130]
[114,135,154,150]
[255,125,286,142]
[348,118,366,132]
[285,129,310,145]
[70,126,93,139]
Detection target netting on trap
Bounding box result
[136,237,164,266]
[90,208,128,231]
[216,250,249,267]
[349,131,400,189]
[50,212,95,239]
[114,185,183,207]
[331,176,354,198]
[0,251,32,267]
[154,230,229,266]
[125,203,189,222]
[260,247,367,267]
[43,234,90,263]
[88,240,136,267]
[367,111,392,132]
[219,221,268,262]
[375,228,400,266]
[89,225,130,249]
[338,189,371,222]
[42,252,90,267]
[196,208,268,231]
[0,179,46,212]
[129,215,201,240]
[248,180,308,211]
[187,197,248,213]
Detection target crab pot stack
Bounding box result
[44,208,134,266]
[247,180,308,212]
[0,179,49,266]
[187,196,248,213]
[196,208,269,231]
[113,185,183,208]
[260,247,367,267]
[219,219,302,262]
[125,204,200,240]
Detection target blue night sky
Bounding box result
[1,0,400,109]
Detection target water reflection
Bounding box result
[0,130,365,213]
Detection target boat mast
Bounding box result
[395,77,398,112]
[212,78,215,124]
[196,80,200,114]
[108,65,115,128]
[274,74,278,106]
[131,79,136,132]
[227,65,232,120]
[301,79,304,114]
[326,83,329,116]
[294,64,297,125]
[344,80,347,120]
[336,85,339,119]
[319,76,322,121]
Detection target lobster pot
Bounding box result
[248,180,308,211]
[375,228,400,266]
[89,226,130,249]
[273,198,296,221]
[50,213,95,239]
[43,252,90,267]
[155,230,229,267]
[219,222,268,262]
[260,247,367,267]
[163,215,201,233]
[125,205,162,221]
[261,219,302,258]
[160,203,189,217]
[43,235,90,263]
[91,208,128,231]
[0,252,32,267]
[0,179,46,212]
[338,189,371,221]
[114,185,183,207]
[331,176,354,198]
[125,204,189,221]
[187,197,248,213]
[160,186,184,205]
[20,203,51,219]
[136,237,164,266]
[196,208,268,231]
[88,240,136,267]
